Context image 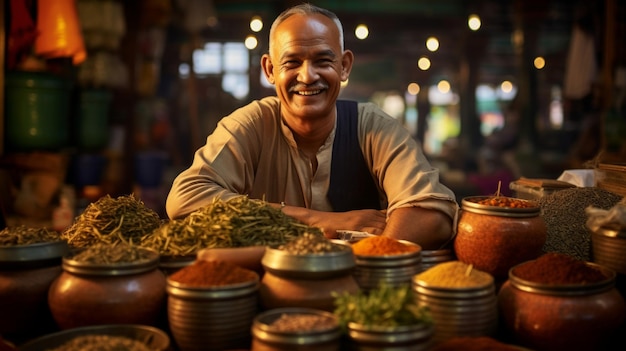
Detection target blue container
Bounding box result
[5,71,73,151]
[135,152,167,188]
[71,153,107,187]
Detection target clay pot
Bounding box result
[498,262,626,351]
[48,250,167,330]
[454,196,547,280]
[0,265,61,337]
[259,243,359,312]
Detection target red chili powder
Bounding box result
[168,259,258,287]
[513,252,607,285]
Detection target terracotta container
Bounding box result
[498,261,626,351]
[454,196,547,280]
[0,241,68,339]
[48,249,167,330]
[259,242,359,312]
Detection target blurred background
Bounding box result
[1,0,625,226]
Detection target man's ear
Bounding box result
[261,54,275,84]
[340,50,354,81]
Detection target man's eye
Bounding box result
[282,61,300,68]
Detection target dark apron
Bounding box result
[327,100,382,211]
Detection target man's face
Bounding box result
[262,14,353,122]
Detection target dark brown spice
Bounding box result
[168,259,258,287]
[538,187,623,261]
[513,252,607,284]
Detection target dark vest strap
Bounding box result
[327,100,382,211]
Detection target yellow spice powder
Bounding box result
[415,261,493,288]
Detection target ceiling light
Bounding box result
[426,37,439,52]
[417,57,431,71]
[534,56,546,69]
[245,35,258,50]
[355,24,369,40]
[250,16,263,32]
[468,14,481,31]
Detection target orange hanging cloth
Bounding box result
[34,0,86,65]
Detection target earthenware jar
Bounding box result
[0,240,68,339]
[48,248,167,330]
[259,239,359,312]
[498,257,626,351]
[454,196,547,280]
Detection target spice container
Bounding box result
[412,261,498,346]
[251,307,341,351]
[259,234,359,312]
[334,284,434,350]
[590,227,626,275]
[19,324,171,351]
[498,253,626,351]
[454,196,546,280]
[420,248,455,271]
[48,244,167,330]
[167,259,260,351]
[586,202,626,276]
[0,226,69,339]
[351,236,422,292]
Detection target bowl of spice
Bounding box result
[251,307,341,351]
[166,259,260,351]
[350,236,422,292]
[261,233,355,279]
[19,324,171,351]
[498,252,626,351]
[0,225,68,268]
[412,261,498,344]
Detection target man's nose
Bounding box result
[297,61,319,83]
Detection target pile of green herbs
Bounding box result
[333,284,433,330]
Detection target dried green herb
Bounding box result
[0,225,62,246]
[70,242,154,264]
[61,194,162,248]
[332,283,433,329]
[140,196,322,257]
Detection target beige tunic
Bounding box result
[166,96,458,223]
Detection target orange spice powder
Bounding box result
[351,236,420,256]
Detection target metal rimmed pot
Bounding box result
[454,196,547,280]
[352,240,422,292]
[251,307,341,351]
[346,322,434,351]
[498,259,625,351]
[167,274,260,351]
[259,241,359,312]
[590,226,626,275]
[48,248,167,330]
[412,261,498,346]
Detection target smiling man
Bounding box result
[166,3,459,250]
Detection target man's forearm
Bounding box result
[382,207,454,250]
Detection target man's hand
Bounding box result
[279,205,387,239]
